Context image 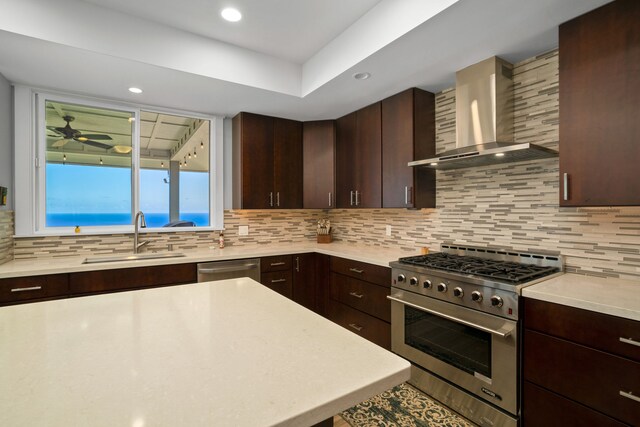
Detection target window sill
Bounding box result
[14,226,221,238]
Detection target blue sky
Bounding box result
[46,164,209,214]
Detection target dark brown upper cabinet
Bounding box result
[559,0,640,206]
[303,120,336,209]
[381,88,435,208]
[336,103,382,208]
[233,112,303,209]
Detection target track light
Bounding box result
[99,157,103,165]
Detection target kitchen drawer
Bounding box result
[69,263,197,295]
[329,272,390,322]
[326,299,390,350]
[524,330,640,425]
[330,256,390,288]
[523,381,628,427]
[261,255,292,273]
[525,298,640,363]
[261,271,293,299]
[0,274,69,304]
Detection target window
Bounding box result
[13,88,223,235]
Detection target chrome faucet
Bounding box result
[134,211,150,253]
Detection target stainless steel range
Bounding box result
[388,244,563,427]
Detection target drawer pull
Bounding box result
[620,337,640,348]
[11,286,43,292]
[349,268,364,274]
[349,291,364,299]
[270,262,286,267]
[348,323,363,332]
[271,279,287,283]
[620,391,640,403]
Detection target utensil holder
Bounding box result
[317,234,332,244]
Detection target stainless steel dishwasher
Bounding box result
[197,258,261,282]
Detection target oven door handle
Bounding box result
[387,295,514,338]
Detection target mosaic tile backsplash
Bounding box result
[7,49,640,280]
[0,210,13,265]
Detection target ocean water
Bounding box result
[46,213,209,228]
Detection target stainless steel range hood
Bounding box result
[409,57,557,170]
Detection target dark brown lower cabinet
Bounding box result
[0,274,69,305]
[326,299,391,350]
[261,271,293,298]
[70,263,197,295]
[523,298,640,426]
[292,253,317,312]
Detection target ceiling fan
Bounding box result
[47,115,113,149]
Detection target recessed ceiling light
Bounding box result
[221,7,242,22]
[495,152,505,157]
[128,87,143,94]
[353,72,371,80]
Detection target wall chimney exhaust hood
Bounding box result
[409,57,557,170]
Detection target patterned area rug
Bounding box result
[341,383,476,427]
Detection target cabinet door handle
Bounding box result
[350,191,354,206]
[11,286,43,292]
[269,192,274,207]
[348,323,363,332]
[276,192,280,207]
[563,173,569,201]
[271,279,287,284]
[355,190,360,206]
[328,192,332,207]
[408,186,413,204]
[620,337,640,348]
[349,291,364,299]
[295,256,300,273]
[620,391,640,403]
[405,186,409,204]
[270,262,286,267]
[349,268,364,274]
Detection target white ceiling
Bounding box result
[0,0,613,121]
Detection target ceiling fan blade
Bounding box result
[79,139,112,150]
[79,134,113,140]
[47,126,63,135]
[51,139,70,148]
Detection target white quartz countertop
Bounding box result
[0,278,410,426]
[0,242,419,279]
[522,273,640,322]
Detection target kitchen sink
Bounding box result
[82,252,187,264]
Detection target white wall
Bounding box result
[0,72,12,210]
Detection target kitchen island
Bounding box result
[0,278,410,426]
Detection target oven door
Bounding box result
[388,289,518,414]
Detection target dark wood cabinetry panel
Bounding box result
[559,0,640,206]
[69,263,197,295]
[335,112,357,208]
[524,329,640,426]
[330,273,390,322]
[274,118,303,209]
[232,112,274,209]
[303,121,336,208]
[232,112,303,209]
[335,104,382,208]
[330,256,390,287]
[326,299,391,350]
[382,88,435,208]
[292,253,317,312]
[523,381,628,427]
[524,298,640,362]
[261,255,292,273]
[315,253,331,317]
[0,274,69,305]
[261,270,293,298]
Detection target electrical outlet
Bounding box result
[238,225,249,236]
[385,225,392,236]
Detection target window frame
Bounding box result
[13,86,224,236]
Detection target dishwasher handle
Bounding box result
[198,264,258,274]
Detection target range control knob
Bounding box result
[471,291,483,302]
[491,296,504,307]
[397,274,406,283]
[423,280,432,289]
[453,287,464,298]
[409,277,419,286]
[437,283,447,293]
